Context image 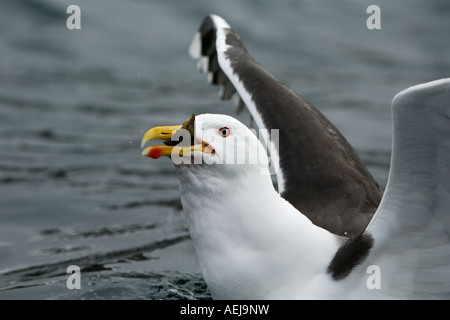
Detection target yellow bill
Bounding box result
[141,115,214,159]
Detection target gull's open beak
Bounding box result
[141,114,215,159]
[140,125,182,149]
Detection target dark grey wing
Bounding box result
[188,14,382,237]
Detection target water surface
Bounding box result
[0,0,449,299]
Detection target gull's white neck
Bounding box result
[175,163,340,299]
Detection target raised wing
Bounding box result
[188,14,382,237]
[364,79,450,298]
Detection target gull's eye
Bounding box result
[218,126,231,137]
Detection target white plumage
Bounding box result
[172,79,450,299]
[174,114,340,299]
[142,13,450,299]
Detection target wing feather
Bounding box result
[188,15,382,237]
[364,79,450,298]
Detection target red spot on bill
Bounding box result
[149,147,163,159]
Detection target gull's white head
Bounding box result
[141,113,270,176]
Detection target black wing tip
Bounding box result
[189,14,240,102]
[327,232,374,281]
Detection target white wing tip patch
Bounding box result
[210,14,231,30]
[207,72,214,84]
[188,15,231,62]
[188,32,201,59]
[197,56,209,73]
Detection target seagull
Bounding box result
[141,78,450,299]
[140,15,450,299]
[186,15,383,238]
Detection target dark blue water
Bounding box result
[0,0,449,299]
